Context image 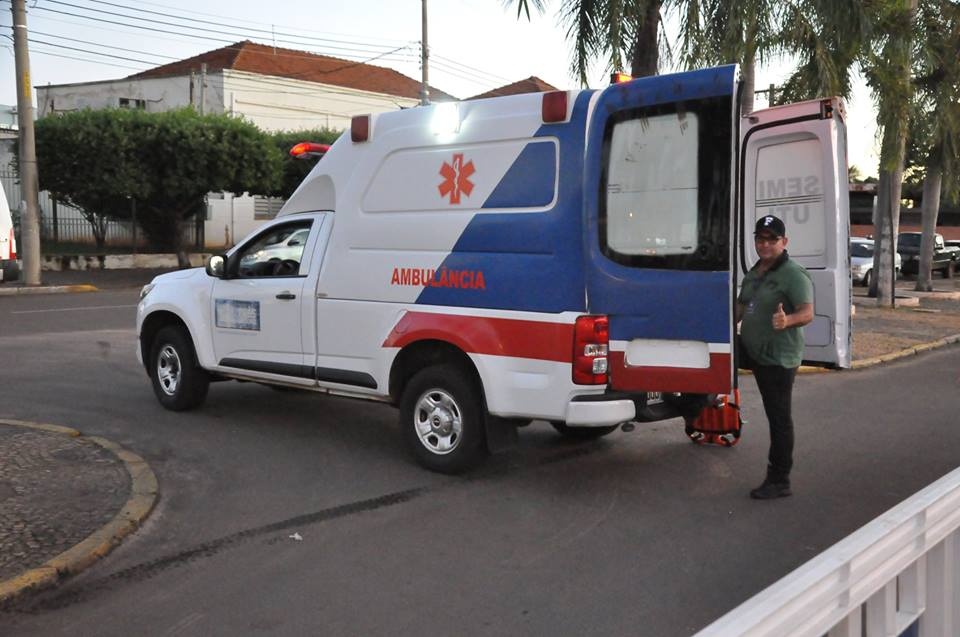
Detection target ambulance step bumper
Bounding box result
[565,396,636,426]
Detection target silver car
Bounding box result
[851,237,901,287]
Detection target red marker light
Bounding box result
[351,115,370,142]
[289,142,331,159]
[541,91,568,123]
[610,72,632,84]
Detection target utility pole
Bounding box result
[420,0,430,106]
[199,63,207,115]
[11,0,41,285]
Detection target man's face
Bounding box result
[755,231,788,262]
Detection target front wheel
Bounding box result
[550,422,619,440]
[862,269,872,288]
[399,365,487,474]
[149,325,210,411]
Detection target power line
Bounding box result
[39,0,407,58]
[74,0,408,54]
[29,29,179,61]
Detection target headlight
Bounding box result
[139,283,155,301]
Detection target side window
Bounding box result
[599,97,732,271]
[234,221,312,278]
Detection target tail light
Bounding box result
[8,228,14,259]
[573,315,609,385]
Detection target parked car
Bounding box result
[851,238,900,287]
[897,232,958,278]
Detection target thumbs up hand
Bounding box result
[772,303,788,330]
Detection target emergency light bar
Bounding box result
[289,142,331,159]
[610,72,632,84]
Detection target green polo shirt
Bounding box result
[738,252,813,369]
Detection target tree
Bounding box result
[506,0,666,83]
[864,0,919,306]
[32,108,148,250]
[907,0,960,291]
[674,0,779,113]
[269,128,342,198]
[33,108,282,266]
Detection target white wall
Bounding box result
[205,193,260,250]
[36,76,195,116]
[221,69,419,132]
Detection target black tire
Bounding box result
[399,364,487,474]
[946,261,955,279]
[862,269,872,288]
[550,421,619,440]
[149,325,210,411]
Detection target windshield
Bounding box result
[898,234,921,247]
[851,243,873,258]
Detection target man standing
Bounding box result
[738,215,814,500]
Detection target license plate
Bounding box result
[646,392,663,405]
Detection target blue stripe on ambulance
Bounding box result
[415,90,596,314]
[582,65,737,345]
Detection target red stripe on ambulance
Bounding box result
[382,311,573,363]
[607,351,731,394]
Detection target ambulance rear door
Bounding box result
[583,65,739,396]
[740,98,851,368]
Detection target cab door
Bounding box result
[211,215,324,384]
[740,98,851,368]
[583,65,739,395]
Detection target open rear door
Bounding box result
[740,98,851,368]
[583,66,739,396]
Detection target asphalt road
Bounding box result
[1,286,959,636]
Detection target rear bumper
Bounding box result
[565,394,635,426]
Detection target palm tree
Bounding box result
[673,0,778,113]
[909,0,960,291]
[505,0,666,83]
[863,0,919,306]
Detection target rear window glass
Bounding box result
[599,96,732,271]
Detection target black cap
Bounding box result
[755,215,786,237]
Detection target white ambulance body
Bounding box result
[0,186,18,282]
[136,65,851,473]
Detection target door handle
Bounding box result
[276,292,296,300]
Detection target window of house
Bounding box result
[118,98,146,110]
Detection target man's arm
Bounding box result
[735,302,745,324]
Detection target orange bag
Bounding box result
[685,389,742,447]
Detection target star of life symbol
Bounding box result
[438,153,475,205]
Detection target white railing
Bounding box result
[695,467,960,637]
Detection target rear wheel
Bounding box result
[862,269,872,288]
[399,365,487,474]
[550,421,619,440]
[946,261,955,279]
[149,325,210,411]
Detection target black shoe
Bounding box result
[750,481,792,500]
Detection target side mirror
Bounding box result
[206,254,227,278]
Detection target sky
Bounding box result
[1,0,881,174]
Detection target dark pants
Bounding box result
[752,364,798,484]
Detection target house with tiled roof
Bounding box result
[36,40,456,132]
[466,76,559,100]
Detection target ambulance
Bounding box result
[136,65,851,473]
[0,186,18,283]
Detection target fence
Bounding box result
[1,169,202,250]
[695,466,960,636]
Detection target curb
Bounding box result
[0,284,99,296]
[849,333,960,370]
[0,419,158,606]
